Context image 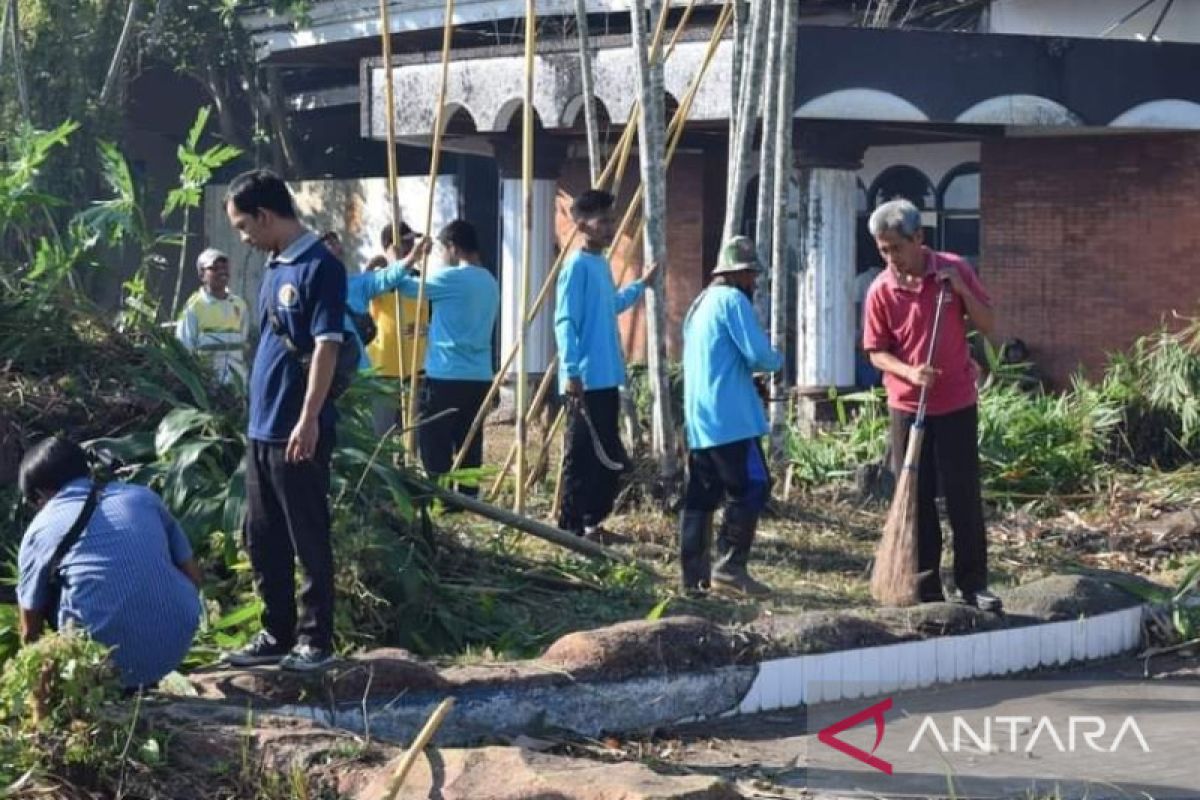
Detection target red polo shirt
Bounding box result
[862,249,990,415]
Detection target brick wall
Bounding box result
[981,133,1200,388]
[555,151,708,362]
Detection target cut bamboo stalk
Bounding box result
[516,0,537,514]
[404,0,457,457]
[407,477,630,562]
[447,4,728,475]
[380,697,455,800]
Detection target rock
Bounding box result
[1137,509,1200,542]
[748,610,905,658]
[360,745,744,800]
[541,616,737,680]
[1000,574,1143,621]
[853,461,894,503]
[872,601,1007,635]
[188,648,448,705]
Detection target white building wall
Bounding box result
[988,0,1200,43]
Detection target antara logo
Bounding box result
[817,698,894,775]
[817,699,1151,775]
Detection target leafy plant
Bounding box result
[1111,559,1200,646]
[0,630,134,789]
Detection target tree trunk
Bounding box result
[263,66,305,177]
[573,0,602,185]
[722,0,769,239]
[769,0,800,454]
[171,206,191,320]
[100,0,141,105]
[729,0,747,150]
[7,0,30,120]
[753,0,783,324]
[628,0,680,489]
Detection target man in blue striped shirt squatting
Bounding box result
[16,437,202,690]
[223,169,346,672]
[385,219,500,494]
[680,236,783,598]
[554,189,660,542]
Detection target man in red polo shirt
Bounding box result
[862,198,1000,610]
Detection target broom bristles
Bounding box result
[870,430,925,607]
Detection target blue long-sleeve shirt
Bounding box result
[682,285,783,449]
[553,250,645,394]
[393,264,499,381]
[346,259,426,371]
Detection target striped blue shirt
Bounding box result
[17,479,201,687]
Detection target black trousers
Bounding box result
[418,378,490,494]
[558,388,627,533]
[243,435,335,650]
[684,438,772,515]
[889,404,988,600]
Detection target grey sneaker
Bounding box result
[279,643,336,673]
[711,570,772,598]
[225,631,291,667]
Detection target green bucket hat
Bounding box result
[712,235,763,275]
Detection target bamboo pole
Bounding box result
[448,4,729,476]
[377,0,410,425]
[406,477,630,562]
[525,405,566,494]
[380,698,455,800]
[404,0,457,457]
[573,0,602,184]
[488,361,559,498]
[515,0,537,514]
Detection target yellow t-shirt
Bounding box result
[367,292,429,378]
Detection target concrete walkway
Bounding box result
[658,656,1200,799]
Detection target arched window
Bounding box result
[937,163,980,267]
[866,165,937,247]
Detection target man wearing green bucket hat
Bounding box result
[679,236,783,597]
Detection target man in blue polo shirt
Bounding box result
[223,169,345,672]
[386,219,499,493]
[680,236,783,597]
[16,436,202,689]
[554,189,659,541]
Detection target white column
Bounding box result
[499,177,556,377]
[796,167,856,389]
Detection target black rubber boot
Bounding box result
[679,510,714,593]
[712,507,771,598]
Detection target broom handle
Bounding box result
[913,277,951,427]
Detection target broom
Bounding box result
[869,280,950,607]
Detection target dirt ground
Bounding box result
[460,419,1200,636]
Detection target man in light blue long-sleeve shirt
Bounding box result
[554,189,659,540]
[385,219,499,490]
[680,236,783,597]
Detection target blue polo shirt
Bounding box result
[17,480,201,688]
[249,232,347,442]
[553,249,645,394]
[682,285,784,449]
[394,264,499,381]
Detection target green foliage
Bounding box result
[164,106,242,220]
[784,317,1200,505]
[1111,559,1200,644]
[0,630,134,788]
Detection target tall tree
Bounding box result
[628,0,679,488]
[753,0,783,323]
[769,0,799,452]
[723,0,769,239]
[573,0,602,185]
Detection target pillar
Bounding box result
[492,135,564,419]
[794,127,866,424]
